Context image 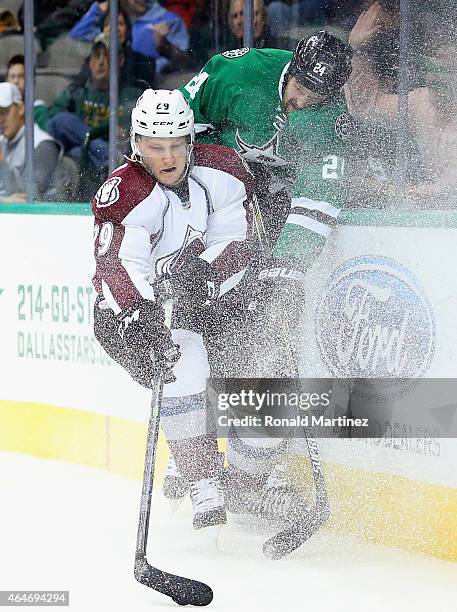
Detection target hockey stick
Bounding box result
[250,196,330,560]
[262,420,330,560]
[134,295,213,606]
[261,317,330,559]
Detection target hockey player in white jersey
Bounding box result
[92,89,254,531]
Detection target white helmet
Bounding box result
[130,89,194,159]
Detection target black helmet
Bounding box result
[288,31,353,96]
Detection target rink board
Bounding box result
[1,205,457,561]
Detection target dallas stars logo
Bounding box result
[235,129,288,167]
[334,112,355,141]
[235,105,289,166]
[222,48,250,59]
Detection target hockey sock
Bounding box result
[168,435,222,482]
[226,430,290,483]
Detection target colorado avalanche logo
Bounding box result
[316,256,436,379]
[155,225,206,276]
[95,177,122,208]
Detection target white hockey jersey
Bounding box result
[92,144,254,314]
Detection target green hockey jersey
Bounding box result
[181,47,352,272]
[181,47,293,166]
[273,97,352,270]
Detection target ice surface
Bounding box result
[1,451,456,612]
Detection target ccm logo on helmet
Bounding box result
[152,121,174,126]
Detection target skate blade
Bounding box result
[196,524,225,553]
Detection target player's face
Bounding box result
[0,103,24,141]
[282,77,327,113]
[7,63,25,97]
[138,136,189,186]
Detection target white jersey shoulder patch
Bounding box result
[95,176,122,208]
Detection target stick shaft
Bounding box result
[136,376,164,556]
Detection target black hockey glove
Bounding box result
[172,255,221,307]
[117,298,181,386]
[248,257,307,322]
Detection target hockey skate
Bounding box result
[189,476,227,531]
[225,461,308,527]
[162,455,189,507]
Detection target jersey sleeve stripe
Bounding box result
[200,240,231,264]
[101,280,122,314]
[208,240,252,283]
[289,207,338,228]
[286,213,333,238]
[219,268,247,297]
[291,196,341,219]
[120,257,156,301]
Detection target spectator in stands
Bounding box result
[20,0,93,52]
[6,55,49,131]
[47,36,140,171]
[267,0,332,41]
[346,1,457,202]
[71,0,189,76]
[19,0,68,31]
[0,83,60,203]
[226,0,281,49]
[121,0,191,75]
[0,7,19,33]
[162,0,196,28]
[70,4,156,90]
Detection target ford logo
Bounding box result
[316,256,436,378]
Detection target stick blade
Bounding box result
[135,554,213,606]
[262,505,330,560]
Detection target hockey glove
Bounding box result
[117,298,181,386]
[172,255,221,307]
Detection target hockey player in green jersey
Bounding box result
[269,98,352,278]
[180,32,353,309]
[180,33,351,168]
[218,41,353,525]
[180,31,353,244]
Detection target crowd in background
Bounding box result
[0,0,456,206]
